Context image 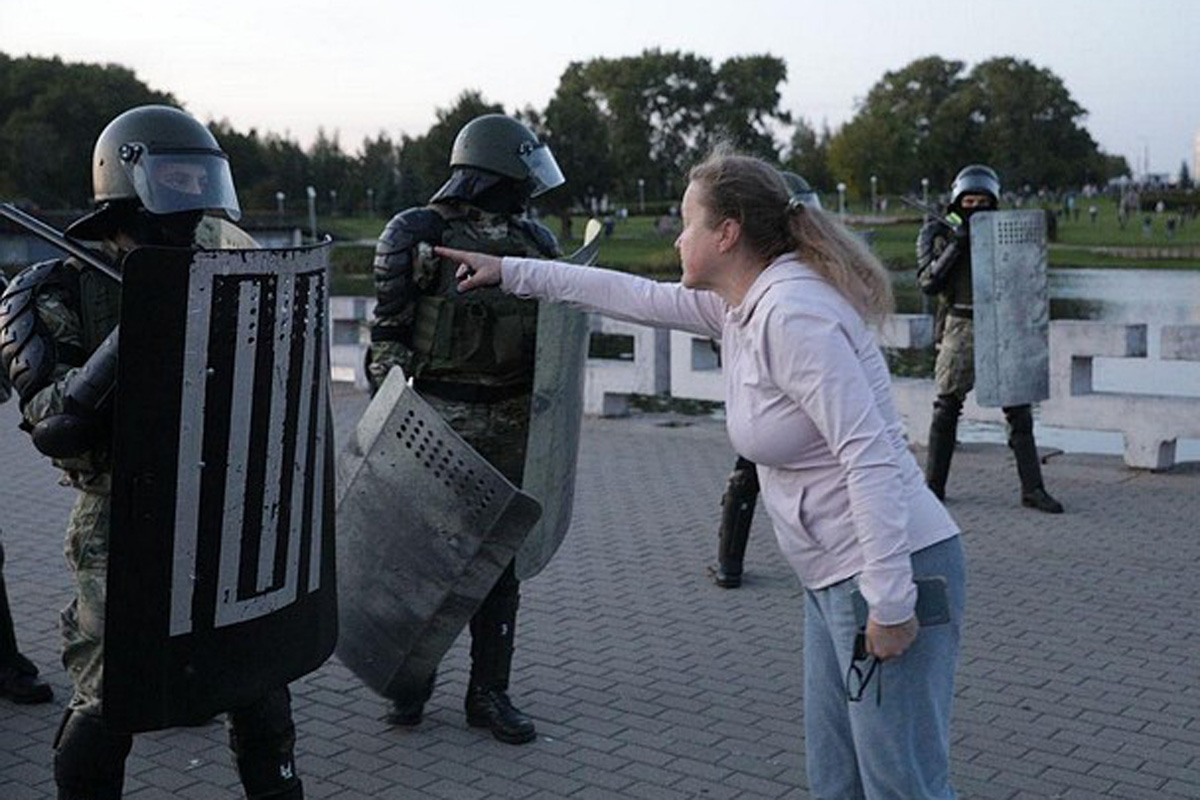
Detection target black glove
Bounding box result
[30,329,118,458]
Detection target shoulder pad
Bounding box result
[514,218,562,258]
[376,207,446,256]
[0,260,67,404]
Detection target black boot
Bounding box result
[1005,405,1064,514]
[53,709,133,800]
[386,672,435,727]
[925,394,962,501]
[465,564,535,745]
[713,457,759,588]
[227,687,304,800]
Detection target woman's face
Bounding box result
[675,181,725,289]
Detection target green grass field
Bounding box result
[325,198,1200,295]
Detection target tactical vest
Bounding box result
[76,263,122,353]
[410,210,544,386]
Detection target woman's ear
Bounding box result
[718,218,742,253]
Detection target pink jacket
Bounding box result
[501,253,960,624]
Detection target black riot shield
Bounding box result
[105,243,337,733]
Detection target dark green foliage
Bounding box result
[0,53,176,206]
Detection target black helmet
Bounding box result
[67,105,240,239]
[779,171,822,210]
[448,114,565,198]
[949,164,1000,208]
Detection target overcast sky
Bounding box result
[3,0,1197,180]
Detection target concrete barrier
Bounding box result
[328,296,375,390]
[584,315,670,416]
[326,296,1200,469]
[1040,321,1200,469]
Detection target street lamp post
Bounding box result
[637,178,645,214]
[306,186,317,241]
[836,182,847,215]
[329,189,337,217]
[366,187,374,216]
[921,177,930,206]
[870,175,877,212]
[275,191,285,217]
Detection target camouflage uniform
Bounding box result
[367,201,559,743]
[917,216,1062,512]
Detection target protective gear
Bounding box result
[968,210,1050,408]
[1005,405,1064,513]
[53,710,133,800]
[465,565,537,744]
[0,261,82,405]
[31,329,118,458]
[66,105,240,240]
[104,244,337,733]
[335,370,541,701]
[915,219,970,299]
[444,114,564,198]
[949,164,1000,210]
[713,456,759,588]
[925,394,963,501]
[226,688,304,800]
[779,171,822,210]
[466,686,537,745]
[404,212,553,386]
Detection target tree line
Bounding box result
[0,50,1130,216]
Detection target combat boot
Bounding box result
[713,458,758,588]
[0,652,53,704]
[465,565,535,744]
[925,394,962,500]
[385,672,435,727]
[227,688,304,800]
[1005,405,1064,514]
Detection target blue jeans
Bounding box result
[804,536,965,800]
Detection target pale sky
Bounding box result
[3,0,1197,179]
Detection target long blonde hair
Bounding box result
[688,148,894,324]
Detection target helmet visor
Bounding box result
[124,148,241,221]
[519,142,565,197]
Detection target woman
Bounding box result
[446,149,964,799]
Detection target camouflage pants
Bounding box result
[934,316,975,400]
[424,392,531,484]
[61,490,110,715]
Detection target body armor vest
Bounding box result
[410,210,543,386]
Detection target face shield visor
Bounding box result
[518,141,565,198]
[119,144,242,221]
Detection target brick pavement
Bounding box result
[1,384,1198,799]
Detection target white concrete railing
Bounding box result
[1039,322,1200,469]
[327,297,1200,470]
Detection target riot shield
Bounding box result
[335,368,542,699]
[970,210,1050,407]
[515,219,601,580]
[106,243,337,733]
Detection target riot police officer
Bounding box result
[367,113,564,744]
[0,105,304,799]
[916,164,1063,513]
[711,172,821,588]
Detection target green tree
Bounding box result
[827,56,966,199]
[783,117,834,192]
[0,53,176,207]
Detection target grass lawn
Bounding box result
[327,201,1200,296]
